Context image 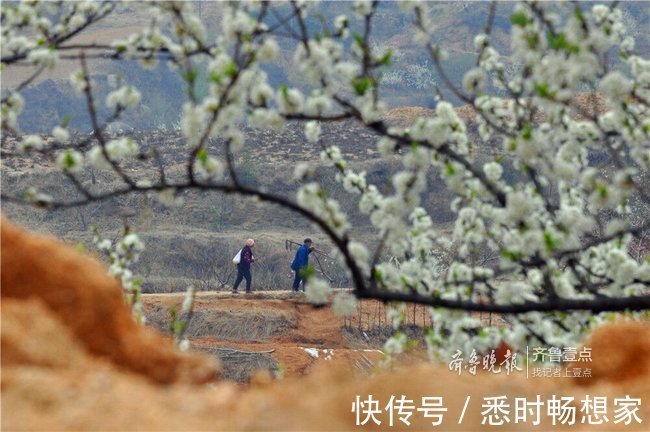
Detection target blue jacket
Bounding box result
[291,244,312,271]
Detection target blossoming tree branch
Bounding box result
[1,0,649,355]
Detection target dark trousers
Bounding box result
[292,269,306,291]
[233,265,252,292]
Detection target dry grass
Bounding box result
[144,306,296,342]
[187,310,294,341]
[194,345,278,382]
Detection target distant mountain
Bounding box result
[4,1,648,133]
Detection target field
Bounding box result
[142,291,393,381]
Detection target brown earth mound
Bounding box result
[1,216,219,384]
[2,216,649,430]
[574,321,650,386]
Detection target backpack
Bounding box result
[232,249,242,265]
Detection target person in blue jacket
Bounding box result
[291,238,314,292]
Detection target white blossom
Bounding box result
[248,108,284,130]
[305,278,331,305]
[181,286,195,314]
[352,0,373,17]
[462,68,486,93]
[195,154,224,180]
[305,92,332,116]
[52,126,70,144]
[56,149,84,173]
[181,102,208,147]
[293,162,314,181]
[70,70,88,94]
[334,62,360,82]
[334,15,349,37]
[95,239,111,252]
[258,38,279,61]
[105,137,139,161]
[276,88,304,114]
[178,339,190,351]
[1,92,24,129]
[27,48,58,69]
[483,161,503,182]
[383,332,407,356]
[304,121,321,143]
[599,71,633,103]
[86,145,111,170]
[377,137,397,156]
[348,241,369,273]
[17,135,43,153]
[157,188,184,206]
[106,85,142,110]
[332,291,357,317]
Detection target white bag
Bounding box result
[232,249,242,265]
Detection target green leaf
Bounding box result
[352,76,373,96]
[574,8,585,22]
[406,339,420,350]
[210,73,222,84]
[198,147,208,164]
[63,152,75,170]
[186,68,197,83]
[444,162,455,176]
[548,32,567,50]
[378,49,392,66]
[603,24,611,36]
[525,33,538,49]
[522,123,532,140]
[548,32,579,53]
[174,320,186,336]
[224,60,238,78]
[501,250,523,261]
[534,83,550,98]
[300,265,316,279]
[543,231,557,251]
[353,32,364,47]
[510,11,528,27]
